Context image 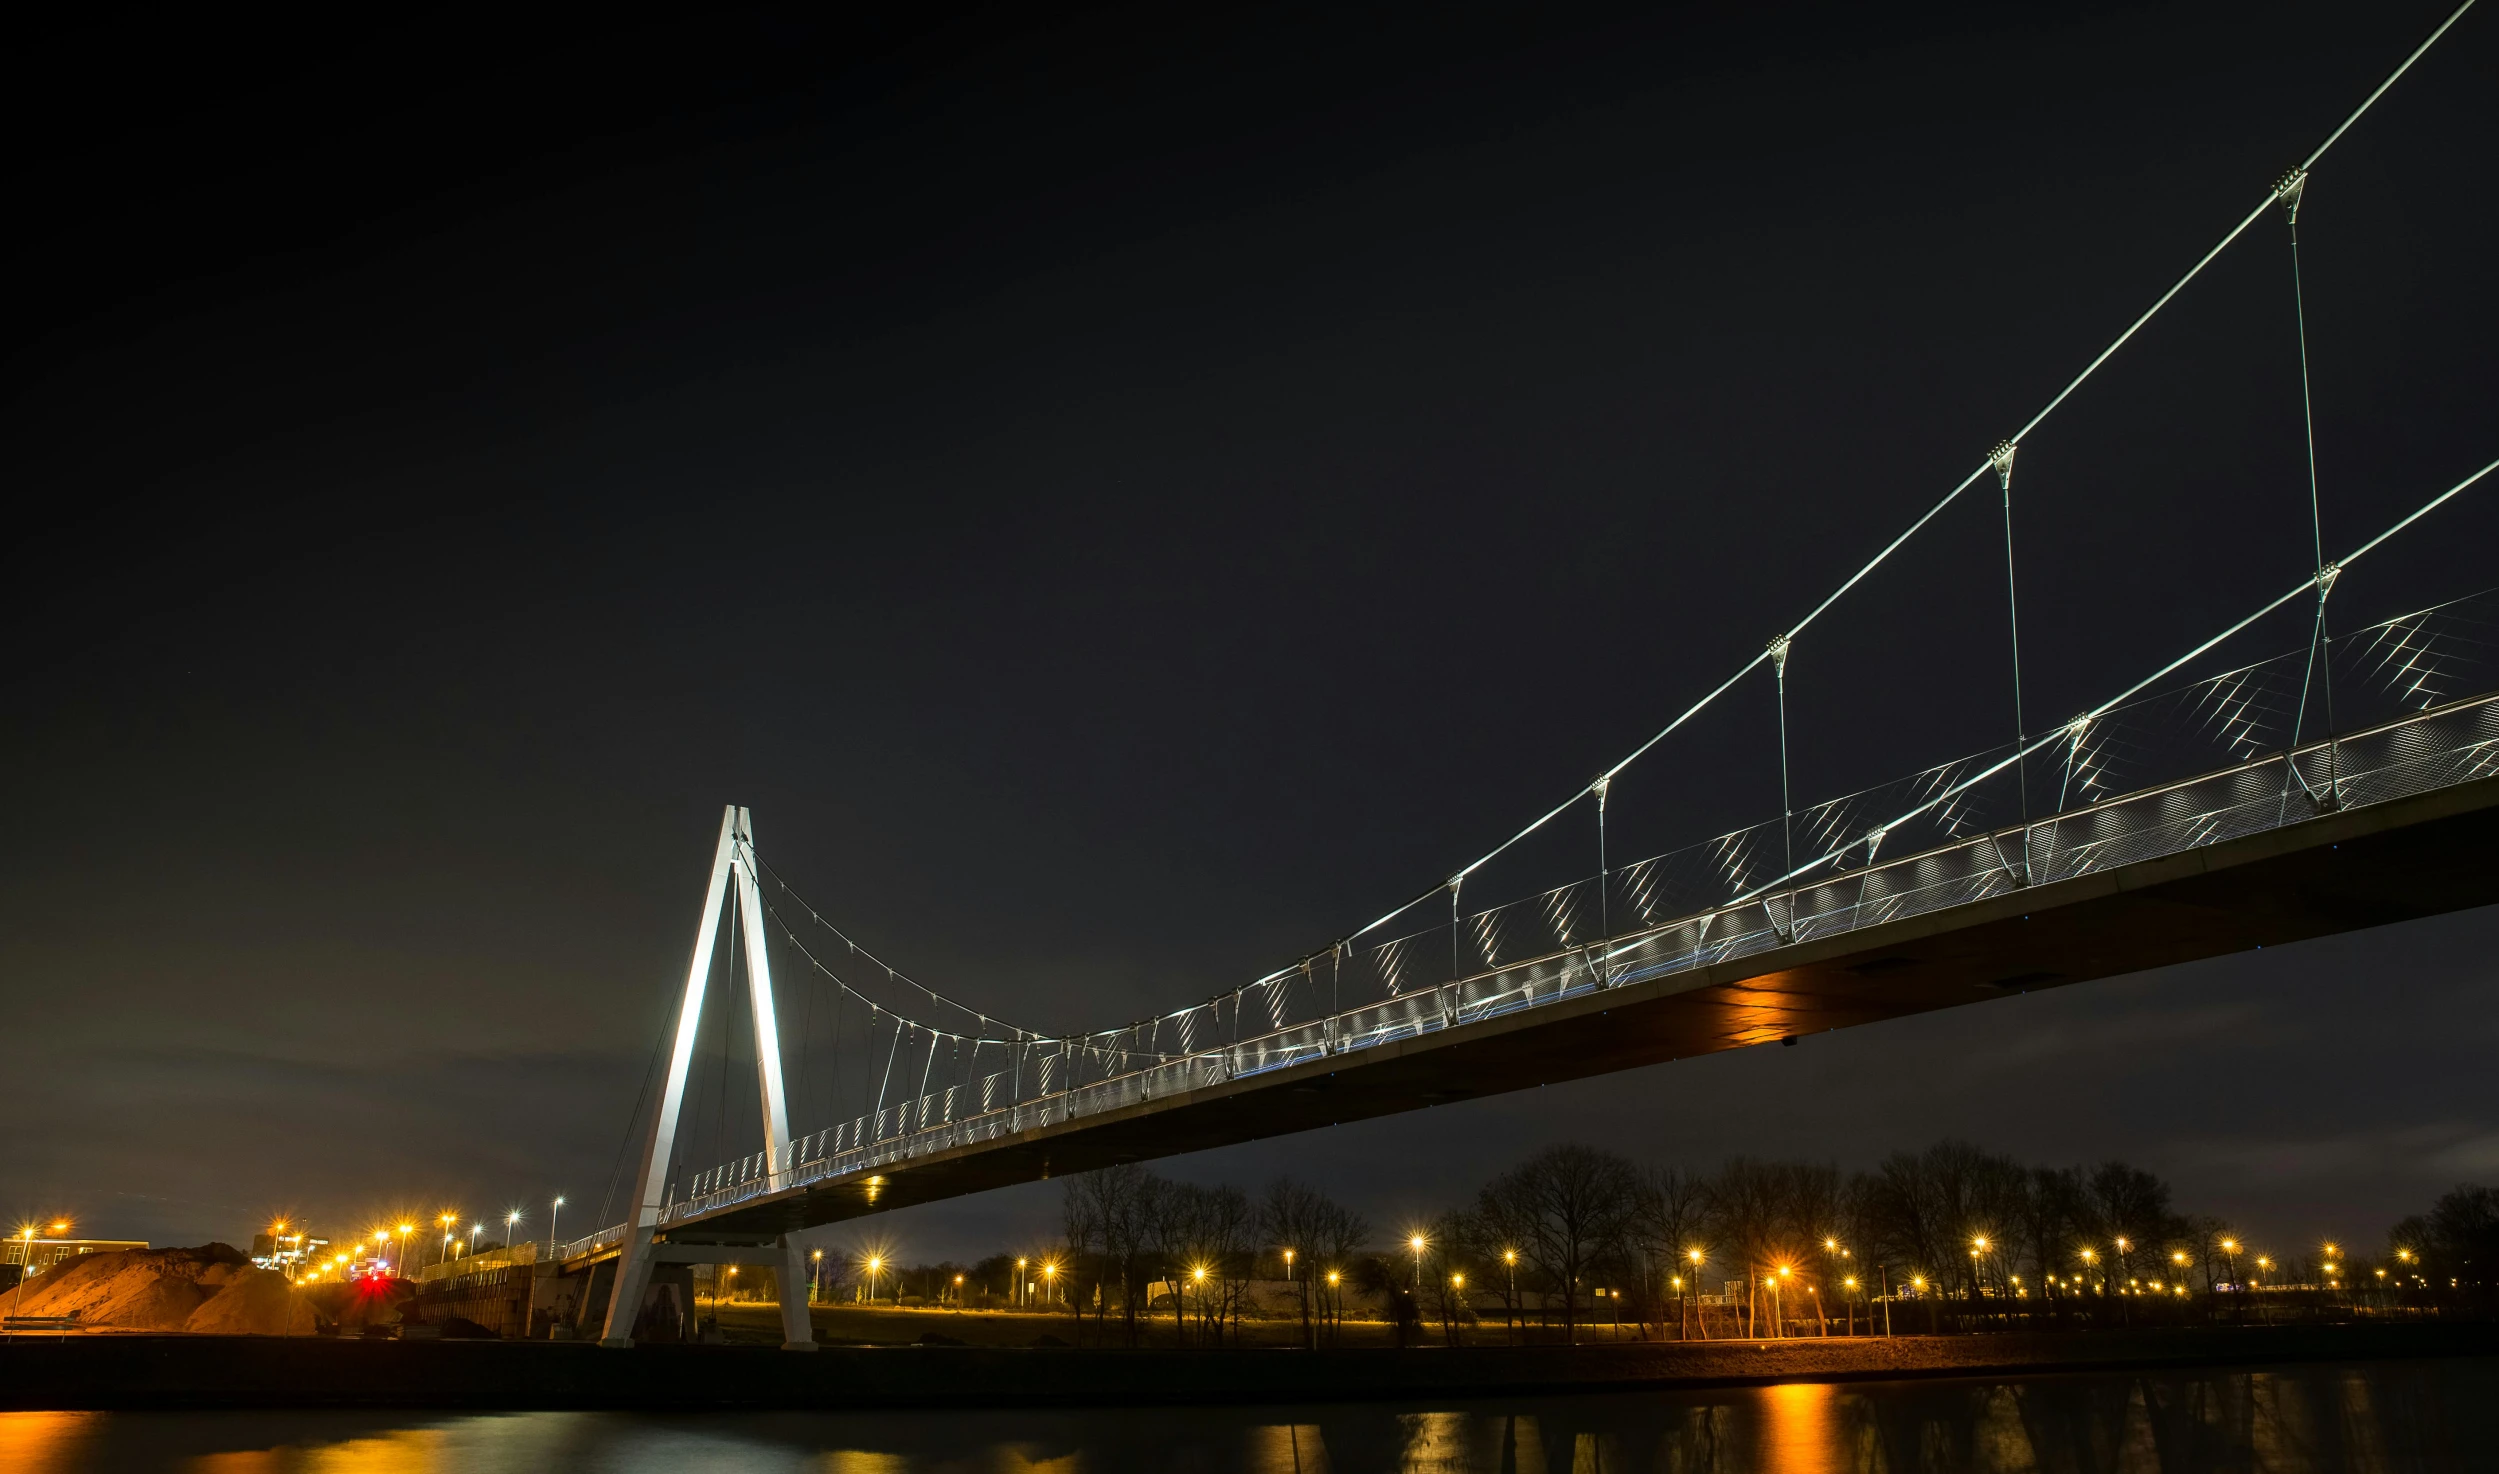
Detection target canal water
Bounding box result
[5,1358,2494,1471]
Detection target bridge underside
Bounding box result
[643,773,2499,1250]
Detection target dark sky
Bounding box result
[4,2,2494,1265]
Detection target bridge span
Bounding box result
[564,695,2499,1286]
[556,10,2498,1344]
[653,741,2499,1253]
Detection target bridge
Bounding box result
[557,6,2499,1347]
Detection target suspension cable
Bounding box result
[757,856,1043,1038]
[691,4,2484,1089]
[1992,443,2030,873]
[1730,455,2499,907]
[1326,3,2478,951]
[2279,168,2342,808]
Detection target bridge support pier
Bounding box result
[776,1233,816,1351]
[597,1226,659,1349]
[598,804,799,1348]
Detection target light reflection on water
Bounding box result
[8,1358,2493,1472]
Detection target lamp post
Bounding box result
[1284,1247,1307,1347]
[11,1227,34,1319]
[1409,1234,1428,1294]
[2114,1237,2132,1325]
[548,1196,565,1258]
[1687,1249,1706,1341]
[1016,1256,1028,1309]
[506,1211,524,1258]
[1504,1249,1520,1343]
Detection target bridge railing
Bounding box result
[554,1224,630,1263]
[660,592,2499,1225]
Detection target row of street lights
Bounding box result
[278,1192,572,1284]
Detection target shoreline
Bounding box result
[3,1323,2494,1411]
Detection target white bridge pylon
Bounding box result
[599,804,815,1350]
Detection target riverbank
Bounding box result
[4,1322,2495,1410]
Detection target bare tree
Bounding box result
[1633,1166,1711,1339]
[1310,1195,1370,1344]
[1702,1158,1796,1336]
[1139,1176,1193,1341]
[1190,1184,1255,1344]
[1259,1177,1336,1347]
[1058,1175,1100,1346]
[1477,1144,1638,1341]
[1069,1164,1152,1344]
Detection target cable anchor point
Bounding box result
[2275,168,2308,226]
[1766,634,1792,675]
[2314,560,2342,598]
[1989,440,2017,492]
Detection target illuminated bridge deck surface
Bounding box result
[610,768,2499,1250]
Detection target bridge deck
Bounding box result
[621,766,2499,1249]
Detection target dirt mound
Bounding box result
[11,1244,314,1334]
[180,1268,315,1335]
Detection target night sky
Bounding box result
[5,3,2495,1266]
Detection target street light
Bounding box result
[548,1196,565,1258]
[1409,1234,1428,1293]
[507,1211,524,1256]
[10,1227,35,1318]
[1016,1256,1028,1309]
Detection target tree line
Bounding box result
[841,1144,2499,1343]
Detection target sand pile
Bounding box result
[10,1244,316,1334]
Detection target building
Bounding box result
[249,1231,330,1275]
[2,1236,150,1280]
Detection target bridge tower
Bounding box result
[599,804,816,1350]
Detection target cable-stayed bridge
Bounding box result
[566,5,2499,1347]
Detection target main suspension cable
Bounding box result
[1328,0,2479,952]
[1730,454,2499,908]
[756,855,1044,1039]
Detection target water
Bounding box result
[6,1359,2495,1471]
